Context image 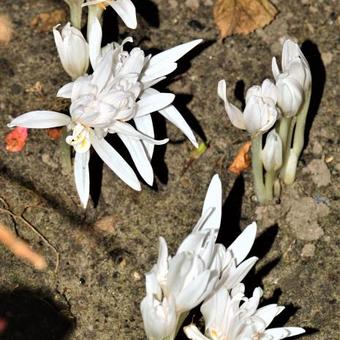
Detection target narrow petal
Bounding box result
[136,93,175,117]
[110,0,137,29]
[217,80,246,130]
[119,134,154,185]
[141,62,177,83]
[154,237,169,282]
[8,111,70,129]
[134,115,155,159]
[200,174,222,232]
[228,222,257,265]
[110,121,168,145]
[88,16,103,69]
[184,325,209,340]
[57,82,74,98]
[74,150,90,208]
[272,56,281,80]
[264,327,305,339]
[90,132,141,191]
[255,305,285,328]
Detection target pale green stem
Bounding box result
[251,134,266,204]
[60,128,72,174]
[264,170,275,201]
[281,89,312,184]
[87,5,104,41]
[277,116,291,152]
[65,1,83,29]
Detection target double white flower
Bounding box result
[272,39,311,117]
[141,175,258,340]
[184,283,305,340]
[8,38,201,208]
[217,79,279,135]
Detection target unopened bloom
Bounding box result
[8,38,201,208]
[141,175,258,340]
[262,130,283,172]
[53,23,89,79]
[184,284,305,340]
[218,79,279,135]
[272,39,311,117]
[83,0,137,29]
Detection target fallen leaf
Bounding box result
[0,14,13,44]
[31,9,66,33]
[94,215,118,233]
[228,141,251,175]
[0,224,47,270]
[47,127,63,140]
[213,0,277,38]
[5,127,28,152]
[25,81,44,96]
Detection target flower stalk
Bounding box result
[251,134,266,203]
[64,0,84,29]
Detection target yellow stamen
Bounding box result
[97,2,107,10]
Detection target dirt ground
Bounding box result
[0,0,339,339]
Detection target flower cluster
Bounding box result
[140,175,304,340]
[8,2,201,208]
[218,39,311,203]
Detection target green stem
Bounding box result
[277,116,291,152]
[87,5,104,41]
[65,1,83,29]
[60,128,72,174]
[251,134,266,204]
[264,170,275,201]
[281,89,311,184]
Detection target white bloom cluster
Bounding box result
[140,175,304,340]
[218,39,311,203]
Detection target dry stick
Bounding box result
[0,197,60,272]
[0,223,47,270]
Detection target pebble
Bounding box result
[185,0,200,11]
[321,52,333,66]
[303,159,331,187]
[301,243,316,257]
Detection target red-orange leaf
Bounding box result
[47,127,63,140]
[5,127,28,152]
[228,141,251,175]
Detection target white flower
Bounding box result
[83,0,137,29]
[218,79,279,135]
[184,284,305,340]
[262,130,283,172]
[8,38,201,208]
[272,39,311,117]
[141,175,258,340]
[53,23,89,79]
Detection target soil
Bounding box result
[0,0,339,339]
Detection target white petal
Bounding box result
[8,111,70,128]
[184,325,209,340]
[177,232,206,255]
[74,150,90,209]
[141,62,178,83]
[228,222,257,265]
[110,0,137,29]
[134,115,155,159]
[272,56,281,80]
[91,47,113,91]
[255,305,284,328]
[218,80,246,130]
[143,88,197,147]
[150,39,202,65]
[110,121,168,145]
[90,132,141,191]
[200,174,222,231]
[136,93,175,117]
[88,16,103,69]
[264,327,305,339]
[57,82,74,98]
[154,237,169,281]
[118,48,145,76]
[119,134,154,185]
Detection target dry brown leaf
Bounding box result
[31,9,66,33]
[0,224,47,270]
[214,0,277,38]
[47,127,63,140]
[228,141,251,175]
[94,215,118,233]
[0,14,13,44]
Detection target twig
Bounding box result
[0,197,60,272]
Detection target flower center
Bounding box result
[65,123,91,153]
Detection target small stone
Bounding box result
[303,159,331,187]
[312,141,323,155]
[41,153,58,169]
[321,52,333,66]
[132,271,141,281]
[301,243,315,257]
[185,0,200,11]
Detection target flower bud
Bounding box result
[262,130,283,172]
[276,73,304,117]
[53,23,89,79]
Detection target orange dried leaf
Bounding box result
[213,0,278,38]
[31,9,66,33]
[0,224,47,270]
[47,127,63,140]
[228,141,251,175]
[5,127,28,152]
